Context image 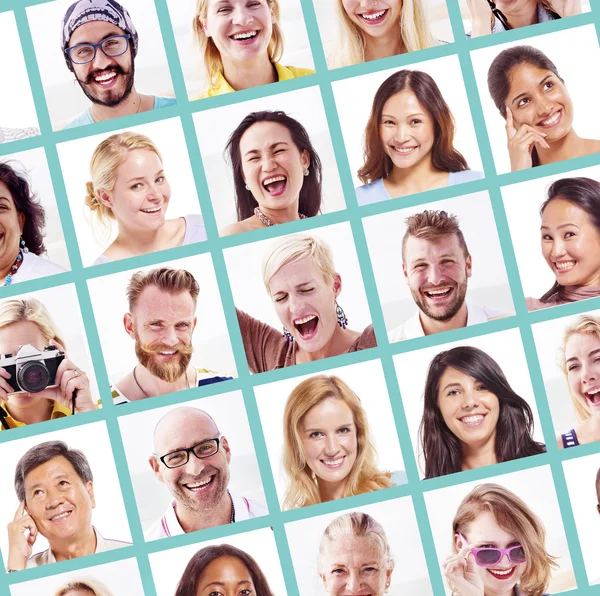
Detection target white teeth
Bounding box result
[263,175,286,186]
[294,315,316,325]
[322,457,344,467]
[427,288,450,296]
[186,477,212,489]
[141,207,161,213]
[94,72,116,82]
[489,568,514,576]
[232,31,257,40]
[461,414,484,425]
[392,146,417,153]
[361,9,386,20]
[540,111,560,126]
[50,511,71,521]
[159,350,177,355]
[587,388,600,395]
[555,261,575,271]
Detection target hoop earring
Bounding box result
[335,301,348,329]
[282,327,294,343]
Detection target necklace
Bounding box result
[2,249,25,287]
[91,92,143,123]
[228,491,236,523]
[254,206,307,227]
[132,364,193,398]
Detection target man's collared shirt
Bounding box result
[144,492,268,541]
[26,527,130,568]
[62,96,176,129]
[389,302,510,342]
[0,401,71,431]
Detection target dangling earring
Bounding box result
[20,237,29,254]
[335,301,348,329]
[303,168,309,177]
[282,327,294,343]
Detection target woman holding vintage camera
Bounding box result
[0,298,95,430]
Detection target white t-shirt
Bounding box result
[91,214,207,266]
[13,252,68,284]
[389,302,510,342]
[145,492,268,541]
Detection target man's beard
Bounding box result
[173,465,231,514]
[134,332,193,383]
[75,60,135,107]
[411,278,468,322]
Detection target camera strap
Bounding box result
[0,405,10,430]
[487,0,513,30]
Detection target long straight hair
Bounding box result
[418,346,546,479]
[358,70,468,184]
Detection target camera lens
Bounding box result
[17,361,50,393]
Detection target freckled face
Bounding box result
[340,0,402,39]
[505,64,573,143]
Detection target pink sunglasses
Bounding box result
[458,532,527,568]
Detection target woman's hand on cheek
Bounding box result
[467,0,493,37]
[443,547,485,596]
[505,107,550,171]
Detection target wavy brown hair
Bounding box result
[358,70,469,184]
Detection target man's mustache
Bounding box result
[83,65,128,85]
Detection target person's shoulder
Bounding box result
[245,496,269,518]
[389,470,408,486]
[111,384,130,405]
[23,253,68,278]
[277,64,315,79]
[91,253,111,266]
[183,214,207,244]
[353,325,377,350]
[388,322,407,343]
[102,537,132,551]
[26,549,49,568]
[152,96,177,109]
[355,179,389,206]
[449,170,485,184]
[196,367,233,386]
[63,110,94,129]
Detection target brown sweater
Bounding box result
[236,308,377,373]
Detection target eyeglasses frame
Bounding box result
[64,33,132,65]
[157,436,223,469]
[457,532,527,568]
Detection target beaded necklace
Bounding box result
[2,248,26,287]
[254,207,307,227]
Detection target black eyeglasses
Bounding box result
[158,437,222,469]
[65,34,131,65]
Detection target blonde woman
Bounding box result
[556,314,600,449]
[56,578,114,596]
[282,375,405,510]
[192,0,314,99]
[84,132,206,265]
[0,299,95,430]
[444,483,556,596]
[329,0,438,69]
[318,512,395,595]
[236,234,377,373]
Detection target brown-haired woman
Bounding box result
[356,69,483,206]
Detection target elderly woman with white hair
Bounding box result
[236,233,376,373]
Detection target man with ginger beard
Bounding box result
[146,406,267,540]
[60,0,176,129]
[389,210,509,341]
[110,267,231,404]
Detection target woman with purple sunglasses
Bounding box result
[443,484,556,595]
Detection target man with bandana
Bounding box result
[110,267,231,404]
[60,0,176,129]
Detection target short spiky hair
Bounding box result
[401,210,469,264]
[126,268,199,312]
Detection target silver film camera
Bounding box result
[1,344,65,393]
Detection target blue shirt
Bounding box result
[63,96,177,130]
[355,171,485,206]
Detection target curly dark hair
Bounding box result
[0,162,46,255]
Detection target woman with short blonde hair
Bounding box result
[55,578,114,596]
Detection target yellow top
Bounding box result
[193,63,315,99]
[0,400,71,430]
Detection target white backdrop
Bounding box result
[0,283,100,405]
[56,117,204,267]
[149,527,287,595]
[0,12,39,130]
[332,54,484,190]
[362,192,514,335]
[223,222,373,334]
[193,86,346,233]
[167,0,315,98]
[285,496,433,595]
[531,308,600,435]
[502,165,600,302]
[470,25,600,175]
[254,358,406,508]
[424,465,576,595]
[1,148,71,270]
[393,328,545,478]
[312,0,454,67]
[10,557,144,596]
[562,453,600,585]
[87,253,237,385]
[0,421,132,566]
[26,0,175,131]
[117,390,267,535]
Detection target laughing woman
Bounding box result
[192,0,314,99]
[221,110,322,236]
[236,233,376,372]
[488,46,600,172]
[419,346,545,479]
[329,0,438,68]
[84,132,206,265]
[356,70,483,205]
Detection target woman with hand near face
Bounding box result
[0,299,95,430]
[319,512,395,596]
[556,315,600,449]
[221,111,322,236]
[444,483,556,596]
[356,70,483,205]
[175,544,274,596]
[84,132,206,265]
[192,0,314,99]
[527,177,600,310]
[282,375,404,510]
[237,234,376,373]
[330,0,438,68]
[488,46,600,172]
[419,346,545,479]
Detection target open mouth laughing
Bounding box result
[230,30,259,44]
[182,475,215,494]
[553,259,575,274]
[293,315,319,340]
[262,175,288,197]
[422,286,454,302]
[89,68,120,88]
[584,387,600,406]
[487,567,516,580]
[458,413,487,427]
[320,456,345,469]
[358,8,389,24]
